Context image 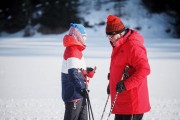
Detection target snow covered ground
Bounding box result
[0,0,180,119]
[0,33,180,120]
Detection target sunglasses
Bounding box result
[106,35,115,39]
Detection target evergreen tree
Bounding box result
[0,0,29,33]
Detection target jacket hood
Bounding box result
[63,35,86,50]
[129,30,144,44]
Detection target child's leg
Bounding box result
[64,99,83,120]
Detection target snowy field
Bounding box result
[0,0,180,119]
[0,34,180,120]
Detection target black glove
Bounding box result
[81,88,89,98]
[107,84,110,95]
[116,81,126,93]
[86,67,94,72]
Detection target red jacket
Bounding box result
[61,35,86,102]
[109,29,151,114]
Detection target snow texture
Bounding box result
[0,0,180,120]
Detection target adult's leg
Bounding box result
[132,114,144,120]
[115,114,132,120]
[115,114,143,120]
[64,99,83,120]
[78,97,88,120]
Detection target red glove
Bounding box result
[86,66,96,78]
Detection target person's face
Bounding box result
[81,35,86,45]
[82,35,87,41]
[107,34,121,46]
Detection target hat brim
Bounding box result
[106,27,125,35]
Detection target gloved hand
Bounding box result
[86,67,96,78]
[81,88,89,98]
[86,67,94,72]
[107,84,110,95]
[116,81,126,93]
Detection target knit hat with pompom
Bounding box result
[106,15,125,35]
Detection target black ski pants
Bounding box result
[115,114,144,120]
[64,98,87,120]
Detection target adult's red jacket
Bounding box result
[109,29,151,114]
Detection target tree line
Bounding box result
[142,0,180,37]
[0,0,179,37]
[0,0,80,36]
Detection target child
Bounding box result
[61,23,95,120]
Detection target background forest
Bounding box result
[0,0,180,37]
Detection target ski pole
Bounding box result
[100,95,109,120]
[80,67,96,120]
[84,79,94,120]
[86,93,94,120]
[107,91,119,120]
[106,65,130,120]
[131,115,133,120]
[106,69,127,120]
[87,98,91,120]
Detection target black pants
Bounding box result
[115,114,144,120]
[64,98,87,120]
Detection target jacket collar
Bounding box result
[113,29,131,48]
[63,35,86,51]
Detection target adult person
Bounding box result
[106,15,151,120]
